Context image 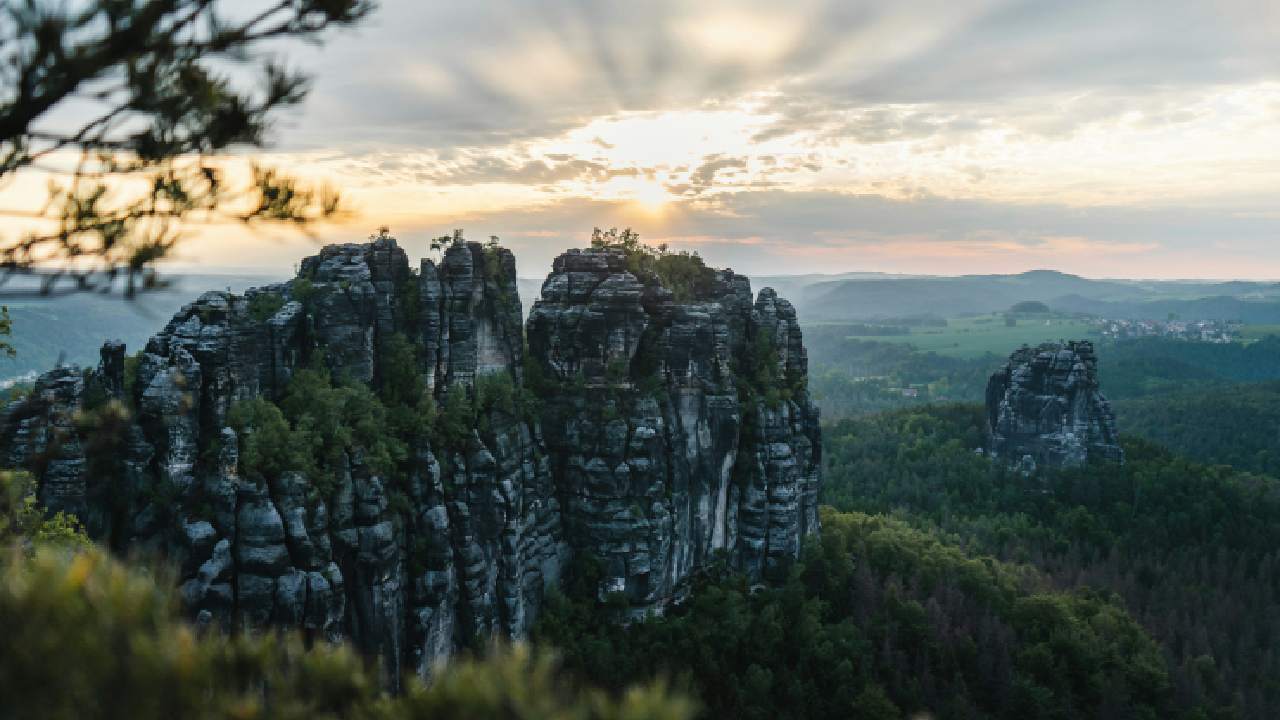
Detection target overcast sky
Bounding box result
[17,0,1280,279]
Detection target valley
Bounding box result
[5,236,1278,719]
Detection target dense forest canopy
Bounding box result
[822,405,1280,719]
[535,508,1174,720]
[534,398,1280,719]
[1114,381,1280,477]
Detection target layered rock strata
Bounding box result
[1,238,566,688]
[986,340,1123,470]
[526,248,822,613]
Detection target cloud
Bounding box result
[667,155,750,196]
[240,188,1269,279]
[279,1,1280,152]
[803,1,1280,105]
[411,153,643,186]
[16,1,1280,281]
[255,1,1280,210]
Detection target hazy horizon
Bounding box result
[161,253,1280,285]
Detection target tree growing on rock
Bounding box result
[589,227,715,302]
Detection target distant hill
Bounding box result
[1009,300,1052,314]
[745,271,904,305]
[740,269,1280,322]
[1052,293,1280,323]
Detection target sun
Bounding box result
[629,179,672,213]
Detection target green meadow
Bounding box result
[839,314,1099,359]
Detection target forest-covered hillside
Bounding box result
[535,508,1174,719]
[807,332,1280,420]
[530,400,1280,719]
[822,405,1280,719]
[1113,381,1280,478]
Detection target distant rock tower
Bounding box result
[985,340,1123,471]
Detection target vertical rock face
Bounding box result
[986,340,1123,470]
[526,248,822,613]
[0,237,822,674]
[0,237,567,688]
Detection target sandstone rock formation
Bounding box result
[526,247,822,614]
[0,236,821,679]
[986,340,1123,470]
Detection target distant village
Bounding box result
[1093,317,1240,343]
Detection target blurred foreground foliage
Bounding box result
[0,525,695,720]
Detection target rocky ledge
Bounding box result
[986,340,1123,471]
[1,235,821,680]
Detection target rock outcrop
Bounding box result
[1,237,566,688]
[526,248,822,614]
[0,236,821,677]
[986,340,1123,470]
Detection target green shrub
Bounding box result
[122,351,142,400]
[734,328,791,412]
[378,334,426,408]
[227,397,314,485]
[291,277,317,305]
[394,276,421,329]
[435,384,476,449]
[477,236,521,313]
[0,471,89,551]
[247,291,286,322]
[0,547,695,720]
[475,372,517,416]
[277,365,406,491]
